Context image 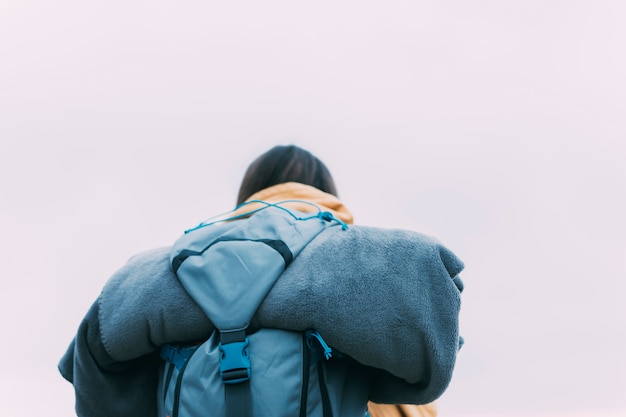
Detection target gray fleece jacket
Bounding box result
[59,219,464,417]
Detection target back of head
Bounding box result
[237,145,338,205]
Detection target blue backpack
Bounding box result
[158,203,368,417]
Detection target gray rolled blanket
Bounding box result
[60,224,464,415]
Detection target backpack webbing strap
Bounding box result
[220,330,253,417]
[225,381,252,417]
[318,363,333,417]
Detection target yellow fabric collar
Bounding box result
[234,182,354,225]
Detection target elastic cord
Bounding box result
[184,200,349,233]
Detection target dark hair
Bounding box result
[237,145,338,205]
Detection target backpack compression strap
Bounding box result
[220,329,253,417]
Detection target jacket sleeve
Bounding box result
[58,301,160,417]
[58,247,213,417]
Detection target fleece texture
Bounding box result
[59,183,464,417]
[59,225,463,416]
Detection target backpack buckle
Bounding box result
[219,339,251,384]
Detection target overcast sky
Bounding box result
[1,1,625,416]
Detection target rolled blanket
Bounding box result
[60,224,464,415]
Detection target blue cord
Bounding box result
[184,200,349,233]
[305,330,333,360]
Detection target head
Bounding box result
[237,145,338,205]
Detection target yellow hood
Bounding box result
[234,182,354,225]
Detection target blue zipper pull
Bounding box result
[305,330,333,360]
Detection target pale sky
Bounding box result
[1,1,624,416]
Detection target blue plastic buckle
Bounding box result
[160,344,196,371]
[219,339,251,384]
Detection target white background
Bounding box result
[1,1,624,416]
